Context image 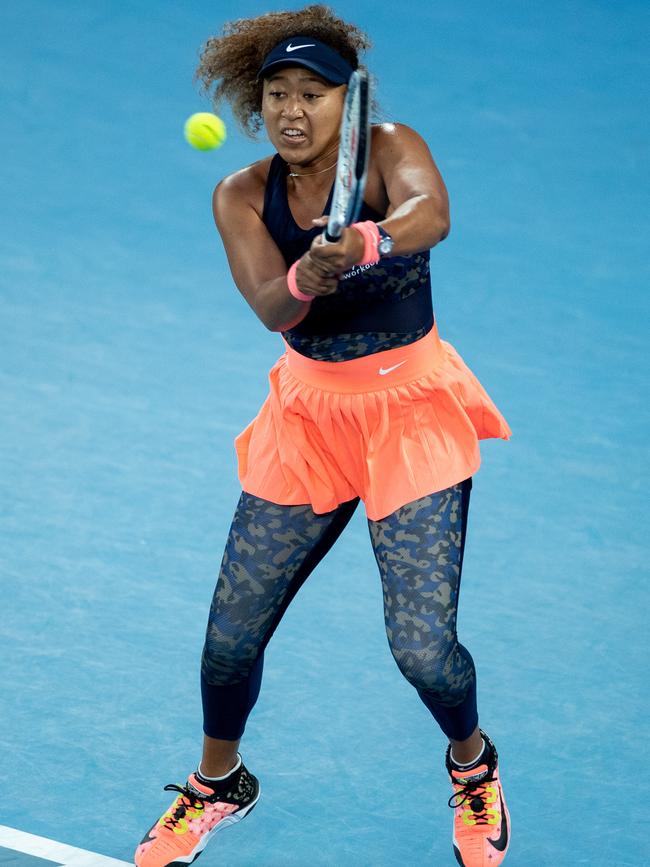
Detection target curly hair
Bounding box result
[195,4,371,138]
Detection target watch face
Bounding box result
[377,226,394,256]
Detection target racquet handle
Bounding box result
[324,219,343,243]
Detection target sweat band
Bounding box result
[287,261,314,303]
[351,221,381,266]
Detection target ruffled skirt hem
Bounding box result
[235,325,510,520]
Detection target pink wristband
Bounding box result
[287,261,313,303]
[351,221,381,266]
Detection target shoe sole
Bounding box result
[165,786,261,866]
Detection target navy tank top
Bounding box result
[262,153,434,362]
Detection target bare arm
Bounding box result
[374,122,450,252]
[308,123,450,273]
[212,167,338,332]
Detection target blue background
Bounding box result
[1,1,648,865]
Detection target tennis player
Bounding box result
[136,6,512,866]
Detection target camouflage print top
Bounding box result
[262,154,435,362]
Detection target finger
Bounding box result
[302,275,339,294]
[313,231,344,249]
[314,260,340,278]
[306,249,341,274]
[309,244,344,268]
[308,271,340,288]
[310,281,339,295]
[311,216,329,227]
[296,262,339,291]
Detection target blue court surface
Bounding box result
[1,1,648,865]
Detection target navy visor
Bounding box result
[258,36,354,85]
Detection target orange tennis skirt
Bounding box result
[235,324,511,520]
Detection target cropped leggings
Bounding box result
[201,478,477,742]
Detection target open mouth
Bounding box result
[281,128,307,143]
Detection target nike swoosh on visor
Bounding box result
[286,43,316,52]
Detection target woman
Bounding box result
[136,6,512,867]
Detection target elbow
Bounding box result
[245,299,284,332]
[268,308,309,333]
[431,205,450,244]
[261,311,285,332]
[259,300,308,332]
[267,318,286,333]
[422,195,450,247]
[246,277,311,332]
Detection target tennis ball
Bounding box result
[184,112,227,151]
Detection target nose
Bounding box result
[281,96,304,119]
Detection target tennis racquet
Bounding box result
[325,69,371,243]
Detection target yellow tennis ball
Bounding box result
[184,112,227,151]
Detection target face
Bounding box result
[261,67,345,166]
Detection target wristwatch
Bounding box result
[377,225,394,258]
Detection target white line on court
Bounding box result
[0,826,132,866]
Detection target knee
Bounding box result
[388,633,472,705]
[201,629,257,687]
[390,643,448,696]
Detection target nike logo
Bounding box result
[286,43,316,52]
[487,792,509,852]
[378,360,407,376]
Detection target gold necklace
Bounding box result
[288,160,337,178]
[287,143,339,178]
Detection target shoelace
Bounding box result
[162,784,206,829]
[448,778,494,824]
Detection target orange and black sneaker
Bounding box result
[446,730,510,866]
[135,756,260,867]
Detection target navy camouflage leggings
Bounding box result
[201,478,477,742]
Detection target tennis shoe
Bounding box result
[446,730,510,866]
[135,757,259,867]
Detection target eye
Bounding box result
[304,92,322,100]
[268,90,285,99]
